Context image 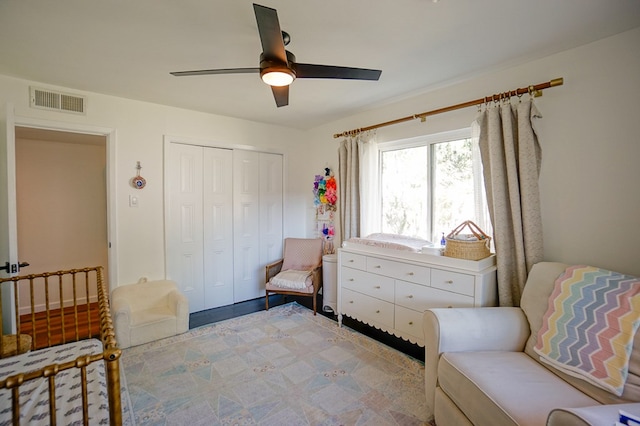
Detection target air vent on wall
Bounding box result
[29,87,86,115]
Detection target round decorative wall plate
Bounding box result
[132,176,146,189]
[132,161,146,189]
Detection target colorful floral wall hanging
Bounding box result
[314,168,337,211]
[314,168,337,254]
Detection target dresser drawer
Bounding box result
[395,305,424,343]
[366,257,430,285]
[431,269,475,296]
[342,288,394,329]
[341,267,394,302]
[340,251,367,271]
[415,286,475,309]
[395,280,431,311]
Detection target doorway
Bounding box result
[14,127,108,314]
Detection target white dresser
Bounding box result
[337,245,497,346]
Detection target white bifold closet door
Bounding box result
[166,143,282,313]
[233,150,283,302]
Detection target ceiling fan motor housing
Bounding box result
[259,51,297,84]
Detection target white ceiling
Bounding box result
[1,1,639,130]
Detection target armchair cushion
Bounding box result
[270,270,312,290]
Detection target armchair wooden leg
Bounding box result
[265,292,270,311]
[312,294,317,315]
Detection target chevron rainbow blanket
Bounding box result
[534,265,640,396]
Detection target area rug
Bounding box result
[121,302,428,425]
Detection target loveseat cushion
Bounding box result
[438,351,598,426]
[521,262,640,404]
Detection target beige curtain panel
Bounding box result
[478,99,544,306]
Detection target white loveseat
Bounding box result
[424,261,640,425]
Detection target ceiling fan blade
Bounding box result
[271,85,289,107]
[253,4,287,63]
[170,68,260,77]
[295,63,382,80]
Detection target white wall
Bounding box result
[0,77,307,287]
[304,27,640,277]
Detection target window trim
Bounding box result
[377,128,472,151]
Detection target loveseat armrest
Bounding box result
[548,403,640,426]
[423,307,530,415]
[167,290,189,333]
[111,296,132,348]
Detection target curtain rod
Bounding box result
[333,77,564,139]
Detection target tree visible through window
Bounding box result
[379,129,488,244]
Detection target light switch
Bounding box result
[129,195,139,207]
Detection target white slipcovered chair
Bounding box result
[265,238,324,315]
[111,278,189,348]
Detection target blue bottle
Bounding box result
[440,233,446,247]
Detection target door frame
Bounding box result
[12,115,118,288]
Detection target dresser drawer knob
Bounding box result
[374,265,381,268]
[447,305,453,308]
[409,321,414,325]
[349,278,354,281]
[375,310,380,314]
[348,259,354,263]
[446,280,454,284]
[408,272,414,276]
[374,285,381,289]
[407,295,414,299]
[349,301,354,304]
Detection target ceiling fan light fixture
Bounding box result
[261,67,295,86]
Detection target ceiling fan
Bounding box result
[170,3,382,107]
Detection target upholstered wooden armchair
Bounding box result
[265,238,324,315]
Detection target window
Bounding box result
[377,129,490,244]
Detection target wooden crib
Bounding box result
[0,266,122,425]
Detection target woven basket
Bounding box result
[443,220,491,260]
